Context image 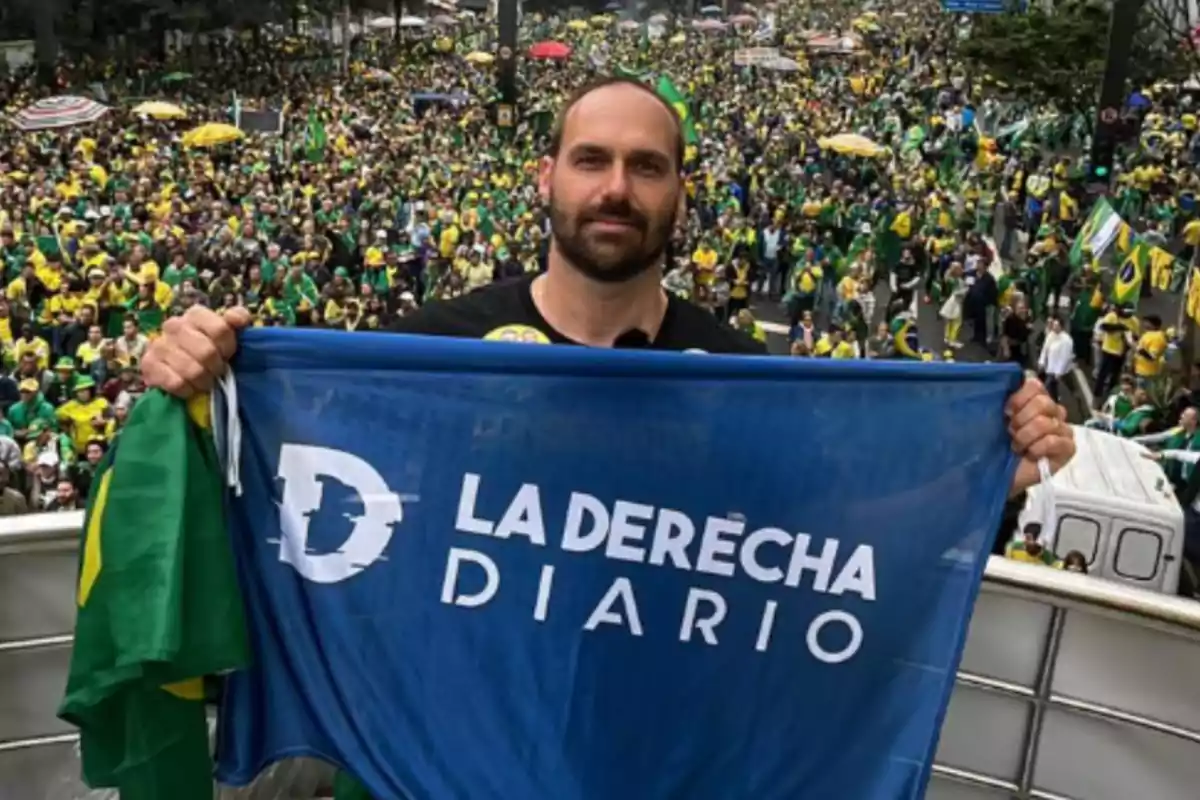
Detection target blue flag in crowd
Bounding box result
[215,328,1020,800]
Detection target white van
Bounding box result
[1018,424,1184,594]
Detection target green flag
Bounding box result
[305,107,327,163]
[614,65,650,82]
[1068,198,1119,271]
[58,391,250,800]
[901,125,926,155]
[655,76,698,145]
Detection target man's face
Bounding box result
[539,84,681,284]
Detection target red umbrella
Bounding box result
[529,41,572,59]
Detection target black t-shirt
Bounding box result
[388,275,766,354]
[1003,314,1030,347]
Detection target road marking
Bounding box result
[1072,365,1095,411]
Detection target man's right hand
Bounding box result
[141,305,252,398]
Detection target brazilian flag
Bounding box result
[656,76,699,145]
[58,392,249,800]
[1112,240,1150,306]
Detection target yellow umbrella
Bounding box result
[465,51,495,64]
[182,123,244,149]
[817,133,888,158]
[567,19,588,30]
[589,14,612,26]
[132,101,186,120]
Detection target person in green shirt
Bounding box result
[260,243,289,285]
[45,357,82,407]
[26,418,75,467]
[1115,390,1157,438]
[281,264,320,313]
[161,252,198,289]
[8,378,57,438]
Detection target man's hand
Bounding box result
[140,305,251,399]
[1007,378,1075,498]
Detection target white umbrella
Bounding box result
[692,18,727,31]
[10,96,109,131]
[733,47,779,66]
[619,19,641,30]
[400,15,427,28]
[649,12,668,23]
[366,16,395,30]
[763,56,800,72]
[432,14,458,25]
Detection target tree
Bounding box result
[957,0,1199,116]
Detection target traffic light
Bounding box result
[1087,128,1116,187]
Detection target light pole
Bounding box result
[495,0,519,131]
[1085,0,1143,191]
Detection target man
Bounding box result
[8,378,56,440]
[141,78,1071,525]
[1005,523,1059,567]
[1138,407,1200,492]
[1133,314,1168,382]
[1037,316,1074,403]
[0,463,27,516]
[1094,306,1134,403]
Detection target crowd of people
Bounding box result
[0,0,1197,536]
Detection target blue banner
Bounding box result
[215,328,1020,800]
[942,0,1024,13]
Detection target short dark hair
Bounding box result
[546,76,686,171]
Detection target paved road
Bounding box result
[746,235,1097,423]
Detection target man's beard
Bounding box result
[548,191,675,284]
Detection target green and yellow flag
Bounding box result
[58,391,249,800]
[1112,240,1150,306]
[1188,268,1200,327]
[656,76,698,145]
[1149,246,1175,292]
[305,107,327,164]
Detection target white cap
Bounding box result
[36,451,59,468]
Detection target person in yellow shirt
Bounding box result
[13,323,50,371]
[41,283,82,327]
[55,377,110,454]
[727,255,753,317]
[438,216,461,258]
[1005,524,1059,567]
[0,298,14,351]
[691,239,718,288]
[1133,315,1168,381]
[75,324,108,369]
[1094,308,1133,402]
[732,309,766,344]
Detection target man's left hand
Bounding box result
[1007,378,1075,498]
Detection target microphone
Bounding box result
[613,329,652,349]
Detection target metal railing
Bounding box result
[5,514,1200,799]
[930,558,1200,800]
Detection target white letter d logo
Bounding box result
[277,443,403,584]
